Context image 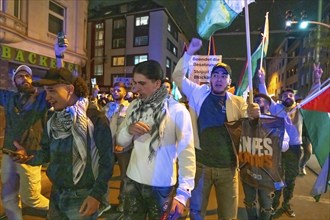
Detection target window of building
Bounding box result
[166,57,171,69]
[135,15,149,26]
[112,18,126,48]
[112,56,125,66]
[94,64,103,76]
[166,57,172,76]
[301,74,305,86]
[120,4,128,13]
[113,38,125,49]
[48,1,65,34]
[113,18,126,29]
[14,0,21,19]
[95,23,104,46]
[134,36,148,46]
[93,22,104,76]
[134,55,148,65]
[94,23,104,63]
[167,19,178,40]
[167,39,178,56]
[94,48,103,57]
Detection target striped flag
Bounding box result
[197,0,255,39]
[300,81,330,113]
[236,12,269,97]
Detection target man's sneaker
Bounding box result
[299,166,307,176]
[282,203,296,217]
[271,208,284,219]
[98,204,111,217]
[116,202,124,213]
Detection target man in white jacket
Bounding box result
[116,60,196,219]
[172,38,260,220]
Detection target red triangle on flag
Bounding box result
[302,85,330,113]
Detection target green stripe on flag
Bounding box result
[300,110,330,166]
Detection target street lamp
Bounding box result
[285,10,330,30]
[286,20,330,30]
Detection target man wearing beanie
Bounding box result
[173,38,260,220]
[0,41,67,220]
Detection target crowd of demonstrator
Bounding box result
[0,37,323,220]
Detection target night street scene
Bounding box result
[0,0,329,219]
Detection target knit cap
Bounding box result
[12,65,32,86]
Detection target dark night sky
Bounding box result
[159,0,321,81]
[90,0,324,81]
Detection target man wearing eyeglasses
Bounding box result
[173,38,260,220]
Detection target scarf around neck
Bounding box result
[47,98,90,184]
[129,85,168,161]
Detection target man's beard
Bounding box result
[17,84,35,94]
[282,98,294,107]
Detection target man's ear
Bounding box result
[155,79,162,88]
[67,84,75,95]
[228,78,232,86]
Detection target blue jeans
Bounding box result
[242,182,274,220]
[48,186,98,220]
[190,162,239,220]
[123,177,175,220]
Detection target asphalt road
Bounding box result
[0,155,329,220]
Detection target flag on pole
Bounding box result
[301,109,330,200]
[300,81,330,113]
[300,110,330,167]
[236,12,269,96]
[197,0,255,39]
[311,155,329,201]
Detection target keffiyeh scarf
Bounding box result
[128,86,168,161]
[47,98,91,184]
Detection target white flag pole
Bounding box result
[259,12,268,71]
[244,0,253,104]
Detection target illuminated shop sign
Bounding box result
[0,44,78,72]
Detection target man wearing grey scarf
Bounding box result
[11,68,113,219]
[116,60,196,220]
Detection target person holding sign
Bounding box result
[240,93,289,220]
[172,38,260,220]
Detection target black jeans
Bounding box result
[123,178,175,220]
[273,145,301,209]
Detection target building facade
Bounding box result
[266,4,330,99]
[0,0,88,90]
[87,1,188,91]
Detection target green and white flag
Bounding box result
[197,0,255,39]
